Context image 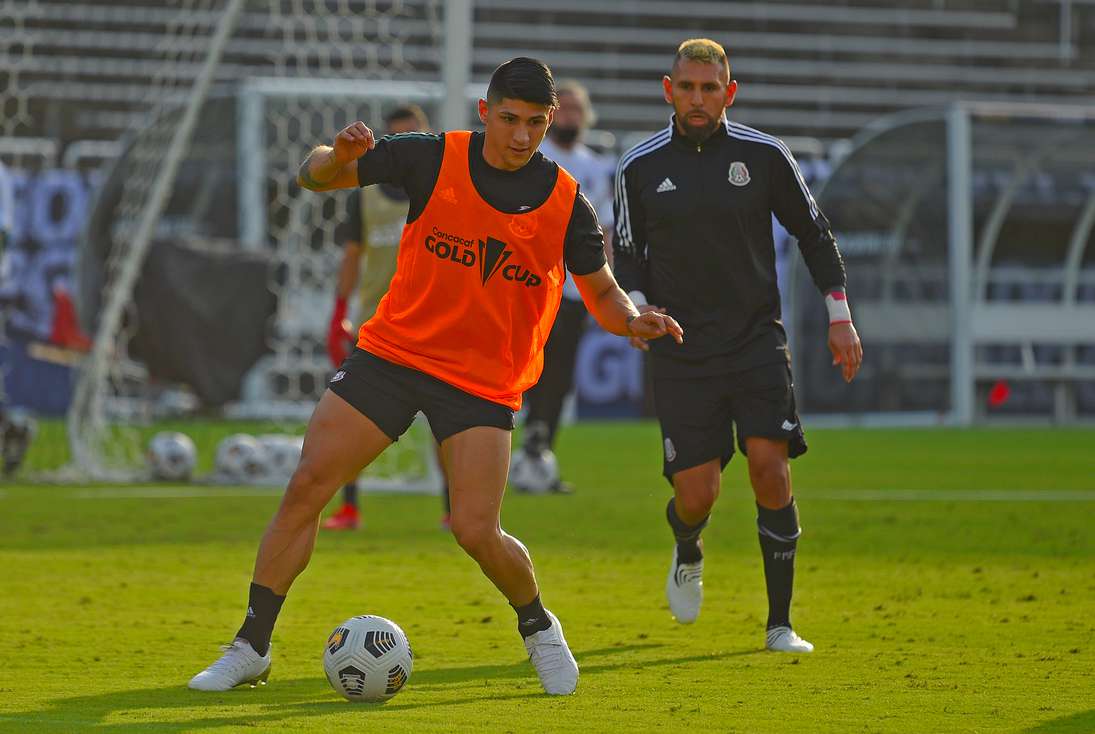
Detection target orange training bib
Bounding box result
[357,131,578,410]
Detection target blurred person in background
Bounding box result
[511,80,616,494]
[614,39,862,653]
[321,104,453,531]
[0,159,36,476]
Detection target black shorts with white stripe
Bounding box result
[653,361,807,483]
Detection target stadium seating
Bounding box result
[4,0,1094,146]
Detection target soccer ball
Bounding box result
[508,448,560,494]
[258,434,303,480]
[214,434,268,482]
[146,431,197,481]
[323,615,413,703]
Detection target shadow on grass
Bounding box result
[1022,709,1095,733]
[2,644,761,732]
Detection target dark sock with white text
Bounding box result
[757,500,800,630]
[235,583,285,656]
[512,594,551,638]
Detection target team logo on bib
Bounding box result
[664,438,677,462]
[728,161,751,187]
[330,371,346,383]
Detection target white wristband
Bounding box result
[628,290,648,307]
[825,290,852,324]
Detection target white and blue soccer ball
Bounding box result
[323,615,413,703]
[258,434,303,480]
[146,431,197,481]
[214,433,268,483]
[508,448,560,494]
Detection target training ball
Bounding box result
[258,434,303,479]
[508,448,560,494]
[146,431,197,481]
[324,615,413,703]
[214,434,268,482]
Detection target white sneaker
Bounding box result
[766,626,814,653]
[188,638,272,691]
[523,610,578,695]
[666,547,703,624]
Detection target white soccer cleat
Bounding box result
[523,610,578,695]
[766,626,814,653]
[188,638,272,691]
[666,546,703,624]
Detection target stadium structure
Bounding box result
[1,0,1094,481]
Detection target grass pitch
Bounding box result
[1,424,1092,733]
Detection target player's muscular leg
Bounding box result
[671,459,722,525]
[253,391,392,594]
[445,426,538,605]
[745,437,792,510]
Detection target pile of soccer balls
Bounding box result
[213,433,303,484]
[145,432,304,484]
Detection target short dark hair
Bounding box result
[385,104,429,129]
[486,57,558,108]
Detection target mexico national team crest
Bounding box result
[728,161,751,187]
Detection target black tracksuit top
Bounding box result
[612,116,847,378]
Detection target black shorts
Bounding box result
[327,348,515,443]
[653,362,807,482]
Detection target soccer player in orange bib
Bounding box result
[188,58,682,696]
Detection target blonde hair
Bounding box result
[674,38,732,79]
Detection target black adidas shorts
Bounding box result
[327,348,515,443]
[653,362,807,482]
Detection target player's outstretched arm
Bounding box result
[296,122,376,192]
[573,264,683,344]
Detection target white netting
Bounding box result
[234,78,447,491]
[67,0,247,479]
[53,0,447,488]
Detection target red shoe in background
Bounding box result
[321,503,360,531]
[439,512,451,532]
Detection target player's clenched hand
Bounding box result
[828,322,863,382]
[332,121,375,165]
[627,307,683,347]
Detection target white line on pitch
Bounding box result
[808,490,1095,502]
[69,487,284,499]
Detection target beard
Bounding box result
[549,125,580,145]
[679,111,719,144]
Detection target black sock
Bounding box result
[666,497,708,564]
[511,594,551,638]
[522,420,550,455]
[343,482,358,507]
[757,499,800,630]
[235,583,285,656]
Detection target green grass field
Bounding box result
[1,424,1093,733]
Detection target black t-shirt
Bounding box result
[614,118,846,378]
[352,131,606,276]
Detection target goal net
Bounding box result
[57,0,448,490]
